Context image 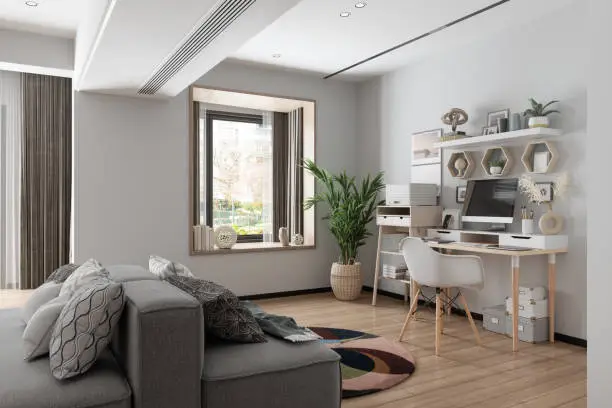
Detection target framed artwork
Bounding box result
[412,128,442,166]
[487,109,510,127]
[482,125,498,136]
[456,186,467,203]
[535,182,554,202]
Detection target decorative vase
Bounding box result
[278,227,289,246]
[330,262,362,301]
[528,116,550,128]
[510,113,522,131]
[291,233,304,246]
[215,226,237,249]
[454,157,467,178]
[490,166,503,176]
[538,206,564,235]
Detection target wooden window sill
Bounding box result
[191,242,316,256]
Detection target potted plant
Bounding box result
[523,98,560,128]
[303,159,384,301]
[489,159,506,176]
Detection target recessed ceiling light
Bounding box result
[355,2,367,8]
[340,11,351,17]
[25,0,39,6]
[272,53,281,58]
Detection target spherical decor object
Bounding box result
[309,327,416,399]
[215,226,237,249]
[539,210,564,235]
[291,233,304,246]
[330,262,362,301]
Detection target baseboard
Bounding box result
[363,286,586,348]
[240,287,331,301]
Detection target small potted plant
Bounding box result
[489,159,506,176]
[523,98,560,128]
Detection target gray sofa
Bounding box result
[0,265,341,408]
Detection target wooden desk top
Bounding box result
[427,242,568,256]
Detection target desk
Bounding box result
[427,242,567,352]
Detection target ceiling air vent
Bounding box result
[138,0,256,95]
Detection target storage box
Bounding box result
[385,184,438,206]
[482,305,507,335]
[505,315,549,343]
[505,297,548,319]
[518,286,547,302]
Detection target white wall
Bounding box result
[73,61,357,295]
[587,0,612,405]
[357,2,586,339]
[0,29,73,77]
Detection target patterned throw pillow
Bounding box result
[49,280,125,380]
[149,255,194,279]
[21,282,62,324]
[59,259,110,297]
[45,263,81,284]
[166,275,266,343]
[22,295,69,361]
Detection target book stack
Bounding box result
[193,225,215,252]
[383,264,408,280]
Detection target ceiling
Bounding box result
[0,0,88,38]
[232,0,579,80]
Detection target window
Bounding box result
[190,87,316,253]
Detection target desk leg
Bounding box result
[372,226,383,306]
[512,256,520,352]
[548,254,556,343]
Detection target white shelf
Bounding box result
[434,128,562,149]
[380,250,403,256]
[380,276,410,284]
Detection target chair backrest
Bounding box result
[400,237,485,290]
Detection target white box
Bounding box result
[518,286,547,302]
[386,184,437,206]
[498,234,568,250]
[506,297,548,319]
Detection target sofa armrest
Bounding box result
[111,280,204,408]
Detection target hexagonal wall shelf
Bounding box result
[521,140,559,174]
[447,151,475,179]
[481,146,513,177]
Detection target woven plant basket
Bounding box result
[330,262,362,301]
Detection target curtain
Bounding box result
[0,71,22,289]
[287,108,304,236]
[272,112,288,241]
[20,73,72,289]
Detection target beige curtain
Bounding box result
[20,74,72,289]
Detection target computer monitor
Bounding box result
[462,178,519,224]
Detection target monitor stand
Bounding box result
[486,223,508,232]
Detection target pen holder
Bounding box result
[522,219,534,235]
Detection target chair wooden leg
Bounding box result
[459,292,481,346]
[398,289,421,341]
[435,291,442,356]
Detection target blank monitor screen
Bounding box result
[463,178,518,223]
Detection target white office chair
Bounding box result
[398,237,485,356]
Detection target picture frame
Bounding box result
[482,125,499,136]
[487,109,510,127]
[456,186,467,203]
[412,128,443,166]
[535,182,554,202]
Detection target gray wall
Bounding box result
[356,2,586,339]
[73,61,357,295]
[587,0,612,405]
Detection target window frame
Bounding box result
[205,110,266,244]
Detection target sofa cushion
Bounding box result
[59,259,110,297]
[23,294,70,361]
[149,255,194,279]
[202,335,341,408]
[0,308,131,408]
[50,281,126,380]
[21,281,62,323]
[46,263,81,284]
[106,265,159,283]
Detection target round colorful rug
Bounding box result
[309,327,416,399]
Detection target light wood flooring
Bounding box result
[1,290,586,407]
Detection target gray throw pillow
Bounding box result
[22,295,70,361]
[45,263,81,284]
[49,280,125,380]
[166,275,266,343]
[149,255,194,279]
[21,282,62,324]
[59,259,110,297]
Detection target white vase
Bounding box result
[278,227,289,246]
[330,262,362,301]
[528,116,550,128]
[539,209,564,235]
[490,166,503,176]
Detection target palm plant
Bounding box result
[523,98,560,117]
[303,159,385,265]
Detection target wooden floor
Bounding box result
[1,290,586,407]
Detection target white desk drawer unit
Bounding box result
[377,215,412,227]
[499,234,568,250]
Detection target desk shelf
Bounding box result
[380,276,410,284]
